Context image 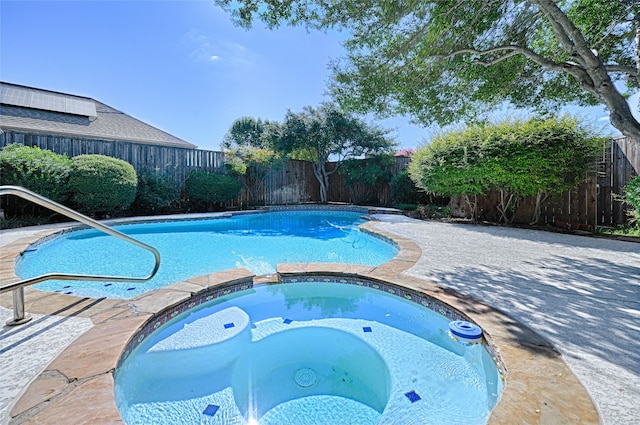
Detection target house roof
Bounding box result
[0,82,197,148]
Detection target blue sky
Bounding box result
[0,1,634,152]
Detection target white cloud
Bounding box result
[182,28,252,65]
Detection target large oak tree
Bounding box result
[215,0,640,144]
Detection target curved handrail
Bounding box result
[0,185,161,294]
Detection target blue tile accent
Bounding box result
[127,287,136,291]
[104,283,112,287]
[363,326,372,333]
[63,285,71,289]
[224,322,235,329]
[283,318,292,324]
[203,404,219,416]
[64,292,73,295]
[405,390,421,403]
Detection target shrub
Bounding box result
[623,175,640,228]
[390,171,428,205]
[184,171,242,211]
[68,154,137,216]
[410,116,604,223]
[130,170,179,215]
[0,144,72,217]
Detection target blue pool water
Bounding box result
[115,282,503,425]
[16,211,397,299]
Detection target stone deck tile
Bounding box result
[305,262,350,274]
[45,314,151,381]
[19,374,122,425]
[364,259,415,278]
[253,274,279,284]
[185,268,254,287]
[164,280,206,294]
[342,264,376,275]
[275,263,309,274]
[126,289,192,315]
[10,371,69,418]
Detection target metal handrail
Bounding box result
[1,185,161,325]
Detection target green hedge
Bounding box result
[0,144,72,202]
[130,169,179,215]
[184,171,242,211]
[68,154,137,216]
[0,144,72,217]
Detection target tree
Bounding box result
[222,117,284,205]
[275,103,396,203]
[221,116,272,150]
[215,0,640,145]
[410,130,490,220]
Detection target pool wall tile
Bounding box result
[405,390,421,403]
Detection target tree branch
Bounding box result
[435,45,567,73]
[605,64,638,76]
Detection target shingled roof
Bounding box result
[0,82,197,148]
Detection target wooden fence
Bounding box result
[1,130,638,227]
[0,131,226,185]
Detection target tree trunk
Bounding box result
[530,190,550,225]
[312,161,329,203]
[535,0,640,146]
[462,194,477,221]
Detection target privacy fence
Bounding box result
[0,131,226,185]
[1,130,638,227]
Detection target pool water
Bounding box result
[115,282,503,425]
[16,211,397,299]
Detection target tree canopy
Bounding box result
[222,117,283,205]
[276,102,396,203]
[215,0,640,144]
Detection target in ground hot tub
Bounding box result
[115,280,503,425]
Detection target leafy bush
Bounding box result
[68,154,137,216]
[623,175,640,228]
[184,171,242,211]
[130,170,179,215]
[410,116,604,223]
[390,171,428,205]
[0,144,72,217]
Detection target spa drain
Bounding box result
[294,368,317,388]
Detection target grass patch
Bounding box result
[595,226,640,238]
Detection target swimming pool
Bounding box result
[16,211,397,299]
[115,281,503,425]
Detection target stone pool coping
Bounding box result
[0,215,598,424]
